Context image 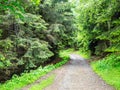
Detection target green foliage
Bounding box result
[0,0,50,70]
[6,37,54,69]
[76,1,120,88]
[0,50,70,90]
[0,66,52,90]
[0,0,25,19]
[59,49,74,61]
[0,52,11,69]
[0,0,77,81]
[0,0,76,84]
[0,53,5,61]
[92,54,120,70]
[40,0,77,49]
[0,29,3,37]
[91,54,120,89]
[0,39,14,68]
[31,0,41,5]
[75,0,120,55]
[0,37,53,70]
[0,61,4,68]
[0,39,13,52]
[22,38,54,69]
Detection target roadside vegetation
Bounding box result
[30,75,55,90]
[0,48,73,90]
[91,54,120,90]
[75,0,120,89]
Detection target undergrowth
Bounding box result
[0,65,54,90]
[0,49,72,90]
[91,54,120,90]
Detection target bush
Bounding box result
[91,53,120,89]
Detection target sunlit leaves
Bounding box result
[0,0,25,19]
[75,0,120,54]
[31,0,41,5]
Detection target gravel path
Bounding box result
[44,54,114,90]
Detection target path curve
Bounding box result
[44,54,114,90]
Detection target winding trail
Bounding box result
[44,54,114,90]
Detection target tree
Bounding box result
[75,0,120,55]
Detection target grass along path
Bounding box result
[0,49,92,90]
[30,75,55,90]
[0,49,74,90]
[91,54,120,90]
[21,72,55,90]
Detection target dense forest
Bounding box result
[0,0,77,81]
[0,0,120,89]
